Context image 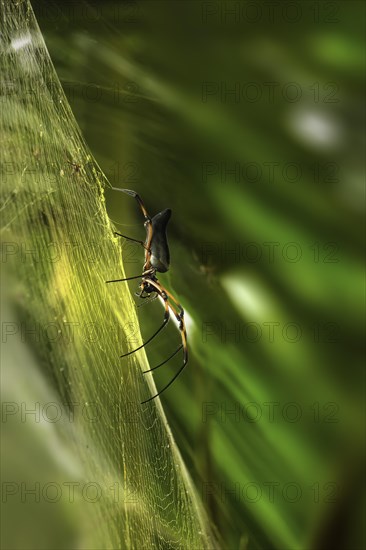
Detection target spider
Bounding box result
[67,160,81,174]
[106,188,188,404]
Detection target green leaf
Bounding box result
[1,3,217,549]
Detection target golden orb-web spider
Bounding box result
[106,188,188,404]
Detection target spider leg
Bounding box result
[143,344,183,372]
[120,288,170,357]
[106,274,143,283]
[139,279,188,404]
[151,279,185,320]
[114,232,148,249]
[106,268,154,284]
[111,188,153,269]
[141,327,188,404]
[111,188,150,222]
[157,285,184,319]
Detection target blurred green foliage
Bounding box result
[9,0,366,548]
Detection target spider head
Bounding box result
[142,281,156,294]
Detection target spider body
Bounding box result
[140,278,158,296]
[138,274,162,299]
[67,160,81,174]
[106,188,187,404]
[149,208,171,273]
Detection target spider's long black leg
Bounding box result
[120,290,170,358]
[143,344,183,373]
[111,188,152,229]
[111,188,153,267]
[156,284,184,319]
[114,232,147,248]
[138,277,188,402]
[141,316,188,404]
[106,274,144,283]
[111,188,151,223]
[152,282,185,329]
[106,269,154,284]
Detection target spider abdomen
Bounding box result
[149,208,171,273]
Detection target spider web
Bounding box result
[0,2,217,548]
